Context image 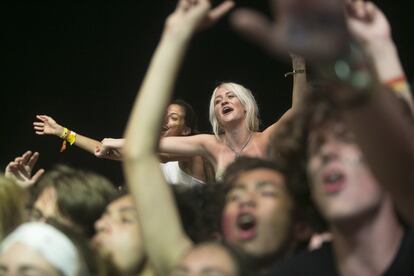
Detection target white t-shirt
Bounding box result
[160,161,204,187]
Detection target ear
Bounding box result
[182,127,191,136]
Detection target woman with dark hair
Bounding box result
[33,98,212,185]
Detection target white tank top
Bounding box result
[160,161,205,187]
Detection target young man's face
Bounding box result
[222,168,295,257]
[92,195,144,274]
[307,123,385,223]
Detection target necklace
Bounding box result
[226,132,253,158]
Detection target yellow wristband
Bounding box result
[60,127,69,139]
[66,131,77,145]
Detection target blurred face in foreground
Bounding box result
[93,195,144,274]
[307,122,385,223]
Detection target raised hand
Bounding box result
[230,0,349,62]
[165,0,234,35]
[33,115,64,137]
[345,0,391,47]
[5,151,45,188]
[94,138,124,160]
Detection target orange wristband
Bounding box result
[385,76,410,95]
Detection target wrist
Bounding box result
[58,126,67,138]
[162,24,195,44]
[366,38,396,58]
[367,40,404,82]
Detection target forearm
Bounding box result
[73,133,101,154]
[366,39,413,105]
[123,25,194,274]
[56,126,102,155]
[124,157,192,274]
[124,32,191,158]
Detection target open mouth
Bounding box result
[322,170,345,193]
[236,213,257,240]
[222,106,234,115]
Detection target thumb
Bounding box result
[32,169,45,183]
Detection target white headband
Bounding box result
[0,222,80,276]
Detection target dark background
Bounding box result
[2,1,412,185]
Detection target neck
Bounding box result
[223,126,252,150]
[330,198,403,276]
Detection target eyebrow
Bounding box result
[118,206,138,214]
[214,91,234,100]
[256,180,280,189]
[168,112,181,117]
[19,265,55,275]
[172,266,189,273]
[201,267,232,275]
[230,183,247,192]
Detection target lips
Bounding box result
[321,169,346,194]
[222,106,234,115]
[236,213,257,240]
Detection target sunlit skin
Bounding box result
[162,104,190,137]
[222,168,295,257]
[307,124,386,222]
[92,195,144,275]
[0,243,60,276]
[171,243,237,276]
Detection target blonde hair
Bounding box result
[209,82,259,139]
[0,175,25,241]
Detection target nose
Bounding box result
[319,139,340,164]
[162,115,169,126]
[239,191,256,208]
[95,214,109,233]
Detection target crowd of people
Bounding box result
[2,0,414,275]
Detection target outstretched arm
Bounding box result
[341,0,414,226]
[34,115,100,154]
[123,0,234,274]
[34,115,122,160]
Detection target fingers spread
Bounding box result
[21,151,32,164]
[28,152,40,169]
